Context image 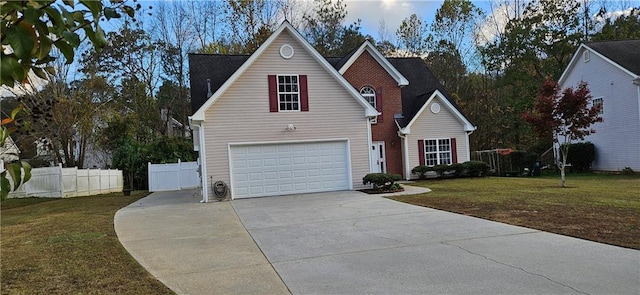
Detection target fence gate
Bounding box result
[148,160,200,192]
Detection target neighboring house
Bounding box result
[558,39,640,171]
[0,136,20,162]
[189,21,474,201]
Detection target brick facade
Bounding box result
[342,51,404,175]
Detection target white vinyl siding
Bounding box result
[202,31,371,196]
[559,48,640,171]
[407,96,469,178]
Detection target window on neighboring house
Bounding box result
[593,97,603,115]
[360,86,377,123]
[360,86,376,108]
[420,138,457,166]
[268,75,308,112]
[278,75,299,111]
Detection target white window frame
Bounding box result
[277,74,300,112]
[583,50,590,62]
[423,138,452,166]
[593,97,603,115]
[360,86,376,123]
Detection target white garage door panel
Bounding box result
[231,141,349,199]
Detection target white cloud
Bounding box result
[475,1,515,47]
[342,0,442,41]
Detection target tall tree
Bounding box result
[523,79,602,187]
[430,0,484,69]
[303,0,363,56]
[226,0,281,53]
[592,7,640,40]
[395,14,429,57]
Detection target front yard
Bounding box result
[391,174,640,250]
[1,192,174,295]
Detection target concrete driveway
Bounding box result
[232,190,640,294]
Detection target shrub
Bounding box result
[564,142,595,172]
[411,165,431,179]
[465,161,490,177]
[621,167,634,175]
[363,173,402,190]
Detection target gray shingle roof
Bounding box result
[189,53,472,129]
[586,39,640,76]
[188,54,249,114]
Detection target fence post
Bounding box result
[178,159,181,189]
[148,162,152,192]
[58,163,64,198]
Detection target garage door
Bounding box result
[230,141,350,199]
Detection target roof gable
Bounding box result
[559,40,640,84]
[338,41,409,86]
[401,90,475,133]
[190,21,378,121]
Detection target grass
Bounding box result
[391,173,640,250]
[1,192,175,295]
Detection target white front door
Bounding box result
[371,141,386,173]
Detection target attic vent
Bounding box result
[583,50,590,62]
[280,44,294,59]
[206,79,212,97]
[430,103,441,114]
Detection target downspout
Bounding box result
[198,122,208,203]
[465,126,477,161]
[634,78,640,149]
[367,117,374,173]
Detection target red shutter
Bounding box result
[300,75,309,112]
[268,75,278,112]
[451,138,458,164]
[418,140,425,166]
[376,86,383,123]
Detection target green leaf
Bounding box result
[5,22,37,60]
[62,0,75,7]
[94,25,107,48]
[62,31,81,47]
[55,40,75,64]
[44,7,64,28]
[7,162,23,190]
[23,7,41,24]
[33,67,47,80]
[37,37,52,61]
[79,0,102,17]
[103,7,120,20]
[21,161,32,184]
[10,105,23,119]
[0,54,18,87]
[1,172,10,201]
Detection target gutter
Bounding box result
[189,116,208,203]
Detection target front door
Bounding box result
[371,141,386,173]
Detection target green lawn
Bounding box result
[1,192,175,295]
[391,173,640,249]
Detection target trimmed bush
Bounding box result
[411,165,431,179]
[411,161,490,180]
[465,161,490,177]
[564,142,595,172]
[363,173,402,190]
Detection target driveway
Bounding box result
[232,190,639,294]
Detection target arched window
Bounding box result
[360,86,376,108]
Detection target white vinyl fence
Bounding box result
[7,164,123,198]
[148,160,200,192]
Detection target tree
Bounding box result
[303,0,363,56]
[0,0,140,87]
[395,14,429,56]
[523,79,602,187]
[592,7,640,40]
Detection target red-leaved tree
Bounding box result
[523,78,602,187]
